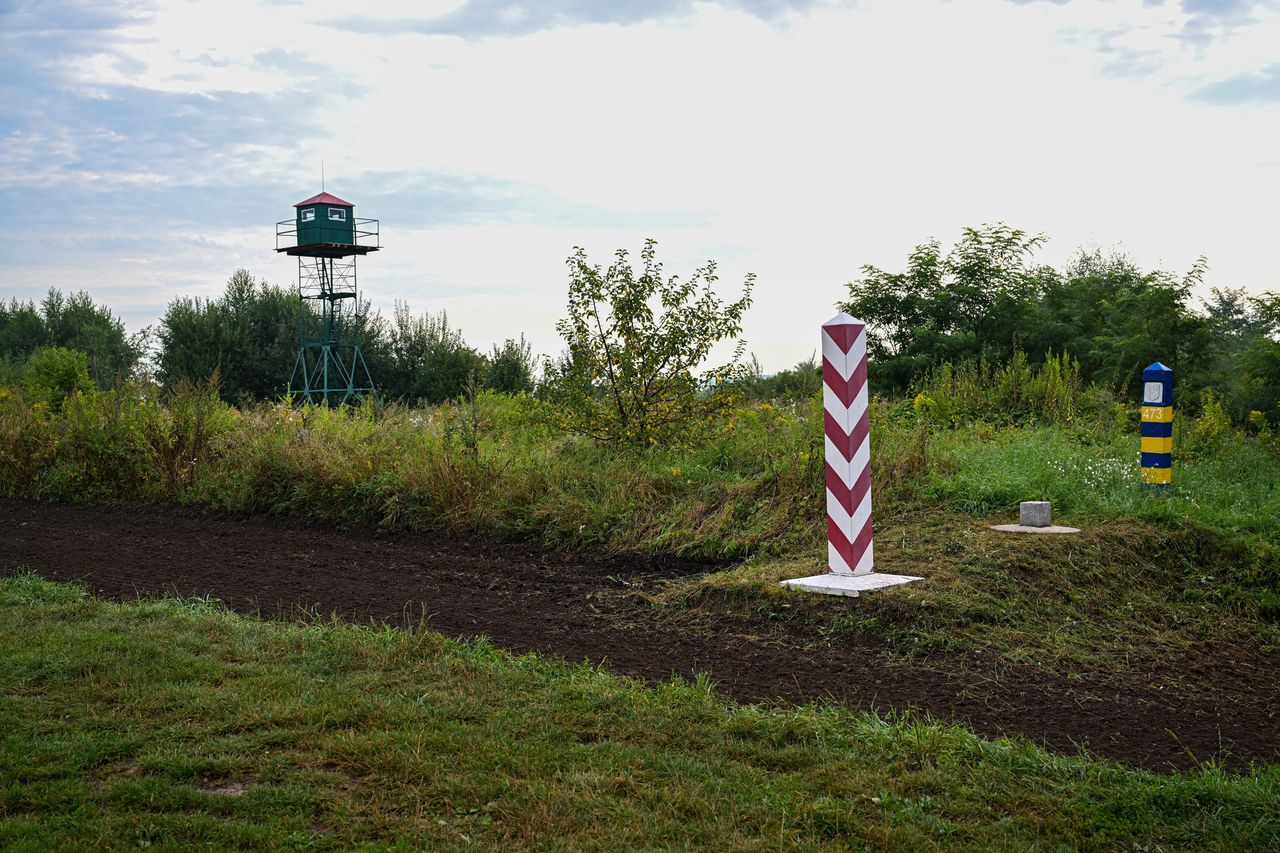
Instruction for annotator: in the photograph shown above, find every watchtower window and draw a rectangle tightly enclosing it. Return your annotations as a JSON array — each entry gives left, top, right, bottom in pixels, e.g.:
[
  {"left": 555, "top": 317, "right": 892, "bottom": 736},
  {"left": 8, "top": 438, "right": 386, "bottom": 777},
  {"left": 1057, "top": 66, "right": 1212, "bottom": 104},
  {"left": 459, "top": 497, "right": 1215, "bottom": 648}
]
[
  {"left": 301, "top": 209, "right": 316, "bottom": 222},
  {"left": 329, "top": 208, "right": 347, "bottom": 221}
]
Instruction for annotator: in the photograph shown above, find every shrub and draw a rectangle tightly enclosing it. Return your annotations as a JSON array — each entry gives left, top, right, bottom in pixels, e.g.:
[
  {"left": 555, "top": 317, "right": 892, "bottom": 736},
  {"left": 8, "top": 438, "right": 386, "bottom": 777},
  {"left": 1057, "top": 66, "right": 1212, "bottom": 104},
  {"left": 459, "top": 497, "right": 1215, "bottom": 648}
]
[
  {"left": 1183, "top": 389, "right": 1232, "bottom": 457},
  {"left": 542, "top": 240, "right": 754, "bottom": 446},
  {"left": 23, "top": 347, "right": 94, "bottom": 412},
  {"left": 1, "top": 290, "right": 139, "bottom": 386},
  {"left": 911, "top": 351, "right": 1090, "bottom": 428},
  {"left": 487, "top": 335, "right": 537, "bottom": 395}
]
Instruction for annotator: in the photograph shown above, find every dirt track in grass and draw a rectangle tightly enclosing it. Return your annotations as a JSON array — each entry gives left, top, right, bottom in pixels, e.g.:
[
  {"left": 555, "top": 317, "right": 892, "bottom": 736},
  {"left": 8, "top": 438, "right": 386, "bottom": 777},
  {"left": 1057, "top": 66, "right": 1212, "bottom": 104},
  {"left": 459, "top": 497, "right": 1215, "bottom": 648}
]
[{"left": 3, "top": 498, "right": 1277, "bottom": 773}]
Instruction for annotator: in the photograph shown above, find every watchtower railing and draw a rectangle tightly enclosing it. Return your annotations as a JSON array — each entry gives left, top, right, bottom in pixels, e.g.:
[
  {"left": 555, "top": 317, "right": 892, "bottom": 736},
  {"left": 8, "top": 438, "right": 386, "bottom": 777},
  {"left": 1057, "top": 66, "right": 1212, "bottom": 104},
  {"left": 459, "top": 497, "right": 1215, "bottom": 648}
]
[{"left": 276, "top": 218, "right": 380, "bottom": 251}]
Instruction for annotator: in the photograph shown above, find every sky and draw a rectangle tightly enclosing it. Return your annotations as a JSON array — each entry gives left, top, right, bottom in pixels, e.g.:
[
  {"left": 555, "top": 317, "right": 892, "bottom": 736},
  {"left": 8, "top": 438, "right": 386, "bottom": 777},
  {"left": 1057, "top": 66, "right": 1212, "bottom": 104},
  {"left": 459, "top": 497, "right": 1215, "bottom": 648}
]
[{"left": 1, "top": 0, "right": 1278, "bottom": 370}]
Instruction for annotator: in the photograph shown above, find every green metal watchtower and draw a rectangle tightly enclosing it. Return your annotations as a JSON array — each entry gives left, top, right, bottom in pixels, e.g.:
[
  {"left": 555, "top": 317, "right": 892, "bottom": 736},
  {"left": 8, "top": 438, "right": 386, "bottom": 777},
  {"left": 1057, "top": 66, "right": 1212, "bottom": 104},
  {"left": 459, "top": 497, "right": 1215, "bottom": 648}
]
[{"left": 276, "top": 191, "right": 380, "bottom": 406}]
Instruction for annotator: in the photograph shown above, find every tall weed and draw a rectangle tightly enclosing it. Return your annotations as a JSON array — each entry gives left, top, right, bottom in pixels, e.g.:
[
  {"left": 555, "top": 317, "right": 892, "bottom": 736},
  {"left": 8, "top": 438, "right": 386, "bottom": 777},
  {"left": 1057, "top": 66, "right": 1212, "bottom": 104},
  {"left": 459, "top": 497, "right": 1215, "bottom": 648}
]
[
  {"left": 913, "top": 351, "right": 1104, "bottom": 428},
  {"left": 1, "top": 375, "right": 1276, "bottom": 565}
]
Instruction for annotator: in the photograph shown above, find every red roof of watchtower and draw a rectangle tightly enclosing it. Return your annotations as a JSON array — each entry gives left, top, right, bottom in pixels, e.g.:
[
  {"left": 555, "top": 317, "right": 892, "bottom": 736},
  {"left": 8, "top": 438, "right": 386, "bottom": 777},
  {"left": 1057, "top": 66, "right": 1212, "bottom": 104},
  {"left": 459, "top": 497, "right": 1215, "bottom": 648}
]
[{"left": 294, "top": 191, "right": 353, "bottom": 207}]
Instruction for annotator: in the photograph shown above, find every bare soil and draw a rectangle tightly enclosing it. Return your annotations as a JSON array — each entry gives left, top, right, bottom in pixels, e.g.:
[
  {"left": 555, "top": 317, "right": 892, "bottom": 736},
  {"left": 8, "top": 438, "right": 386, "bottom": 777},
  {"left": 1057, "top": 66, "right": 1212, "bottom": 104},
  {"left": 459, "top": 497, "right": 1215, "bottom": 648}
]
[{"left": 3, "top": 498, "right": 1276, "bottom": 773}]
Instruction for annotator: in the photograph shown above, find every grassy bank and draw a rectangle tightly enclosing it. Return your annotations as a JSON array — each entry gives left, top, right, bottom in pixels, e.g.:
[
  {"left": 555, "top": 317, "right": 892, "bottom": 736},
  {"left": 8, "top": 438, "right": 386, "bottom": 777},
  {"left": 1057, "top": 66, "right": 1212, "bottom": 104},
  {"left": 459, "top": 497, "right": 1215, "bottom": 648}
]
[
  {"left": 2, "top": 383, "right": 1277, "bottom": 559},
  {"left": 4, "top": 382, "right": 1278, "bottom": 673},
  {"left": 2, "top": 574, "right": 1277, "bottom": 851},
  {"left": 662, "top": 512, "right": 1280, "bottom": 674}
]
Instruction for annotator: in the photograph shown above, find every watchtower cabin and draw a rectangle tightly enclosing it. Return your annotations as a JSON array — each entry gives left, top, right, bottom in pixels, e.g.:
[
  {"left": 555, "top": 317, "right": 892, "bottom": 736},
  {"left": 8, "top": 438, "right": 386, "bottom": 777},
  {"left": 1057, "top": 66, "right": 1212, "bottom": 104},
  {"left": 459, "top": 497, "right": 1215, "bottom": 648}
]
[
  {"left": 275, "top": 191, "right": 381, "bottom": 406},
  {"left": 280, "top": 192, "right": 378, "bottom": 258}
]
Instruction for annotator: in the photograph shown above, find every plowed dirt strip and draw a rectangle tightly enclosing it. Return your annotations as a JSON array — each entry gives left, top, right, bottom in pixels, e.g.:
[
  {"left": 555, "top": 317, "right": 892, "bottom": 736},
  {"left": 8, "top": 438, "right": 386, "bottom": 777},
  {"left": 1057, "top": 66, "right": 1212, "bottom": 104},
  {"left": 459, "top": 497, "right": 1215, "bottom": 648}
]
[{"left": 3, "top": 499, "right": 1276, "bottom": 773}]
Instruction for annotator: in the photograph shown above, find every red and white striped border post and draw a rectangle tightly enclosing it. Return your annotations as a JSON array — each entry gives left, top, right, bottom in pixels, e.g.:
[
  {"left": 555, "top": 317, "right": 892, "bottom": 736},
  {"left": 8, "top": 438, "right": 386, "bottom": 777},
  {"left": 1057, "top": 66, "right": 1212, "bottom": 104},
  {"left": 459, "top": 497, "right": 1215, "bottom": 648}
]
[
  {"left": 822, "top": 313, "right": 874, "bottom": 576},
  {"left": 779, "top": 313, "right": 922, "bottom": 597}
]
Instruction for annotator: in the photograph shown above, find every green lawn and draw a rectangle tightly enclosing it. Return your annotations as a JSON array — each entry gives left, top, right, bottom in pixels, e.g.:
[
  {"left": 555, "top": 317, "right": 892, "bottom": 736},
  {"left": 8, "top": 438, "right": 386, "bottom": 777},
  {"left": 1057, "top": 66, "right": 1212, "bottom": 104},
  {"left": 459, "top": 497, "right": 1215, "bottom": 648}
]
[
  {"left": 924, "top": 425, "right": 1280, "bottom": 544},
  {"left": 2, "top": 574, "right": 1277, "bottom": 851}
]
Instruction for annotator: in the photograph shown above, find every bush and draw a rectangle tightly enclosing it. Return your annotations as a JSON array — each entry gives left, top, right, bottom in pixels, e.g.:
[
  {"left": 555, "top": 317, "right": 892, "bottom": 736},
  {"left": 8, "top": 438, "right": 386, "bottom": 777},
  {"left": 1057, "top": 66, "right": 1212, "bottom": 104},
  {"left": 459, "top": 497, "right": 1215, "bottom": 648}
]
[
  {"left": 23, "top": 347, "right": 94, "bottom": 412},
  {"left": 734, "top": 356, "right": 822, "bottom": 403},
  {"left": 1, "top": 291, "right": 138, "bottom": 386},
  {"left": 374, "top": 303, "right": 486, "bottom": 405},
  {"left": 541, "top": 240, "right": 754, "bottom": 446},
  {"left": 156, "top": 269, "right": 298, "bottom": 402},
  {"left": 911, "top": 351, "right": 1092, "bottom": 428},
  {"left": 1183, "top": 389, "right": 1232, "bottom": 457},
  {"left": 487, "top": 335, "right": 537, "bottom": 395}
]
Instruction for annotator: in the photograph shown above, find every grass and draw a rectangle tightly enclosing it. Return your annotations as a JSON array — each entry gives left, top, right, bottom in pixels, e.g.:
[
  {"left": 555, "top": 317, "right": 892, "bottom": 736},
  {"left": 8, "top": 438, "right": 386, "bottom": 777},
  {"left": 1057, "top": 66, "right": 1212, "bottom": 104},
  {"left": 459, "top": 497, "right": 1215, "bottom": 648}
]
[
  {"left": 659, "top": 511, "right": 1280, "bottom": 675},
  {"left": 3, "top": 383, "right": 1277, "bottom": 559},
  {"left": 4, "top": 381, "right": 1278, "bottom": 674},
  {"left": 2, "top": 573, "right": 1278, "bottom": 851},
  {"left": 924, "top": 424, "right": 1280, "bottom": 544}
]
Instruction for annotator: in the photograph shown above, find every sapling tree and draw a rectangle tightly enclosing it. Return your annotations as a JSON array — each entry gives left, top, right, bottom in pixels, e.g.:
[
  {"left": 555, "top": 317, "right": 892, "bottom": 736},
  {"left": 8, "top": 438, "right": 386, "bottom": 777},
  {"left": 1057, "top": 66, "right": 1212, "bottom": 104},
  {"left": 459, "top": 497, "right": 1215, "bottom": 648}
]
[{"left": 543, "top": 240, "right": 754, "bottom": 445}]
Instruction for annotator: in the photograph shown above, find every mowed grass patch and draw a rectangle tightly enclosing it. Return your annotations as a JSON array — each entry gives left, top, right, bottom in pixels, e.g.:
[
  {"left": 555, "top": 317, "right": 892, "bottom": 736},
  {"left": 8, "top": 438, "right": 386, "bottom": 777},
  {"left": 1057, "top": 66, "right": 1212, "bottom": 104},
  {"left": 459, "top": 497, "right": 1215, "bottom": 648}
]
[
  {"left": 924, "top": 425, "right": 1280, "bottom": 545},
  {"left": 1, "top": 574, "right": 1277, "bottom": 851},
  {"left": 657, "top": 510, "right": 1280, "bottom": 676}
]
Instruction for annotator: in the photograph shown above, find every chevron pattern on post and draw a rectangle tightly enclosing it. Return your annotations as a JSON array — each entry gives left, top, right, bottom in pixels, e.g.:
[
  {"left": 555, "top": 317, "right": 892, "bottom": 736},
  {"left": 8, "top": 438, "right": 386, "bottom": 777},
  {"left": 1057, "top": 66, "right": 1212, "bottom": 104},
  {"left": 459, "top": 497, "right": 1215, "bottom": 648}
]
[{"left": 822, "top": 313, "right": 874, "bottom": 576}]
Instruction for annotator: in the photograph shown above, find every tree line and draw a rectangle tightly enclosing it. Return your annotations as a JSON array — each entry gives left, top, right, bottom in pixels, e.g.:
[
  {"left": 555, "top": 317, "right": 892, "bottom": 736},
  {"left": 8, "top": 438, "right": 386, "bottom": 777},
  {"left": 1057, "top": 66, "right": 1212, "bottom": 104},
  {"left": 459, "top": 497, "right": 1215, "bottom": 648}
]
[
  {"left": 3, "top": 226, "right": 1278, "bottom": 427},
  {"left": 157, "top": 269, "right": 538, "bottom": 404},
  {"left": 0, "top": 269, "right": 536, "bottom": 406},
  {"left": 840, "top": 225, "right": 1280, "bottom": 424}
]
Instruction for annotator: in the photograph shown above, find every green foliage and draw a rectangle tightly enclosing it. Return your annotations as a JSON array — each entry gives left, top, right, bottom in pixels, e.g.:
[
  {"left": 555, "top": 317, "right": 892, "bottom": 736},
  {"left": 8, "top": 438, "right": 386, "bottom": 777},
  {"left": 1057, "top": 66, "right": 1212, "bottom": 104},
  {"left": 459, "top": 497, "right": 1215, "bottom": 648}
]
[
  {"left": 735, "top": 355, "right": 822, "bottom": 403},
  {"left": 841, "top": 225, "right": 1280, "bottom": 423},
  {"left": 156, "top": 269, "right": 297, "bottom": 403},
  {"left": 1232, "top": 336, "right": 1280, "bottom": 427},
  {"left": 1031, "top": 250, "right": 1211, "bottom": 399},
  {"left": 842, "top": 224, "right": 1047, "bottom": 391},
  {"left": 1183, "top": 389, "right": 1233, "bottom": 457},
  {"left": 4, "top": 367, "right": 1278, "bottom": 570},
  {"left": 21, "top": 347, "right": 94, "bottom": 412},
  {"left": 487, "top": 335, "right": 537, "bottom": 395},
  {"left": 371, "top": 302, "right": 486, "bottom": 405},
  {"left": 909, "top": 351, "right": 1110, "bottom": 428},
  {"left": 0, "top": 373, "right": 231, "bottom": 503},
  {"left": 542, "top": 240, "right": 754, "bottom": 445},
  {"left": 155, "top": 273, "right": 514, "bottom": 406},
  {"left": 0, "top": 290, "right": 139, "bottom": 386}
]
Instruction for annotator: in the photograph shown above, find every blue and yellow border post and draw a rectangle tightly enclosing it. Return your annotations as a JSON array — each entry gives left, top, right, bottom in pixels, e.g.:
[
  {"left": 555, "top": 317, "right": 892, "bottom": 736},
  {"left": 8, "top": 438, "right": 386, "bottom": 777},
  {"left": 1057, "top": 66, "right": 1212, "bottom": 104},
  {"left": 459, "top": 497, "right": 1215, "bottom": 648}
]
[{"left": 1140, "top": 362, "right": 1173, "bottom": 488}]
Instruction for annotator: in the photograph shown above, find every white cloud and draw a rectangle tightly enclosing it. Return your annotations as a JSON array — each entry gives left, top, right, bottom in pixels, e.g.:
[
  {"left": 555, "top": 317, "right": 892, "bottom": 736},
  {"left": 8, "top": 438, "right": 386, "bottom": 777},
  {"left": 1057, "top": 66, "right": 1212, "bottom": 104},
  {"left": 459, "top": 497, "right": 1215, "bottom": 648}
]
[{"left": 2, "top": 0, "right": 1278, "bottom": 371}]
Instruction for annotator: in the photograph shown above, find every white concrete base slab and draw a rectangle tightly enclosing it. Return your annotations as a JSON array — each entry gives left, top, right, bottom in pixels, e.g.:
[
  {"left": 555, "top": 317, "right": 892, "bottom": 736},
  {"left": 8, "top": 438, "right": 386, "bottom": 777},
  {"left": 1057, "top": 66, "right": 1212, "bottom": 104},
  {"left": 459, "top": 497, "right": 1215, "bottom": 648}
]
[
  {"left": 779, "top": 572, "right": 923, "bottom": 597},
  {"left": 990, "top": 524, "right": 1081, "bottom": 535}
]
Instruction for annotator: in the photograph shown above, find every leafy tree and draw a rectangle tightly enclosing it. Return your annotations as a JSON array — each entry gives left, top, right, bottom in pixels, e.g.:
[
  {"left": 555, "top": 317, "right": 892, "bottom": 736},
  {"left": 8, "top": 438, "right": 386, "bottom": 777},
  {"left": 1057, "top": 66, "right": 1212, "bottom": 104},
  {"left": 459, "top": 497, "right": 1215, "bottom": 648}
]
[
  {"left": 156, "top": 269, "right": 296, "bottom": 402},
  {"left": 1234, "top": 337, "right": 1280, "bottom": 426},
  {"left": 154, "top": 270, "right": 498, "bottom": 407},
  {"left": 22, "top": 347, "right": 94, "bottom": 412},
  {"left": 839, "top": 226, "right": 1239, "bottom": 406},
  {"left": 1030, "top": 250, "right": 1213, "bottom": 399},
  {"left": 0, "top": 290, "right": 138, "bottom": 385},
  {"left": 487, "top": 335, "right": 537, "bottom": 395},
  {"left": 374, "top": 302, "right": 485, "bottom": 405},
  {"left": 841, "top": 224, "right": 1048, "bottom": 391},
  {"left": 542, "top": 240, "right": 753, "bottom": 445},
  {"left": 0, "top": 299, "right": 46, "bottom": 359}
]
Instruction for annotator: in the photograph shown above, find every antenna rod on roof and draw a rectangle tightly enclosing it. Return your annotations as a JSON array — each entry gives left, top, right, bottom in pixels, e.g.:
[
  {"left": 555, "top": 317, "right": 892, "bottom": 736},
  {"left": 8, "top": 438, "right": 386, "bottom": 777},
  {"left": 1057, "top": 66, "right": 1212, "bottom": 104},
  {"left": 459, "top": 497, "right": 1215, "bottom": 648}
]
[{"left": 321, "top": 160, "right": 325, "bottom": 192}]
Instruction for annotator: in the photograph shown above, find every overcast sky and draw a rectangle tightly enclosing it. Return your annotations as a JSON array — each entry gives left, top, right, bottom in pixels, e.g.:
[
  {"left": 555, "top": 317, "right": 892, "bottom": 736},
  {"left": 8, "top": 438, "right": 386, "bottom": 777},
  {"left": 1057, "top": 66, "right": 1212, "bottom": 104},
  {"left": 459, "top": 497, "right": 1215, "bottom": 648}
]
[{"left": 2, "top": 0, "right": 1277, "bottom": 370}]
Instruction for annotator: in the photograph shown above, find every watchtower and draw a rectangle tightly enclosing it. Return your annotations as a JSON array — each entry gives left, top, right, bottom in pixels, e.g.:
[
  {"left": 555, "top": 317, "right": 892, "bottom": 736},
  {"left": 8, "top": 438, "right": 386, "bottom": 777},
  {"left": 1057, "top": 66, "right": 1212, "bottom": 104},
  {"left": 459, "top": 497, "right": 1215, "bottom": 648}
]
[{"left": 275, "top": 191, "right": 380, "bottom": 406}]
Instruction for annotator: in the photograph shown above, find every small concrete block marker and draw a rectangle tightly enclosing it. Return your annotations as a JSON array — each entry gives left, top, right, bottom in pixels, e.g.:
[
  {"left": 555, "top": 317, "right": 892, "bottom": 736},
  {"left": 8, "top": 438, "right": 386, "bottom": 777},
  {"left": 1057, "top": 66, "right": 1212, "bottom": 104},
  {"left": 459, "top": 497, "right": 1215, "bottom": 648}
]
[
  {"left": 991, "top": 500, "right": 1080, "bottom": 535},
  {"left": 780, "top": 314, "right": 923, "bottom": 598},
  {"left": 1020, "top": 501, "right": 1053, "bottom": 527}
]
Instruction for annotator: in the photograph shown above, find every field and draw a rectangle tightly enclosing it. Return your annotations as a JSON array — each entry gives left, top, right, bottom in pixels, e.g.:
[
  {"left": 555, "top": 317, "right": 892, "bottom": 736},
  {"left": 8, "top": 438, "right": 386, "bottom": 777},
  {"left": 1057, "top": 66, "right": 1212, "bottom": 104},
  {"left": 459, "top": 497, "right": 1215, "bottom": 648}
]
[{"left": 2, "top": 386, "right": 1279, "bottom": 848}]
